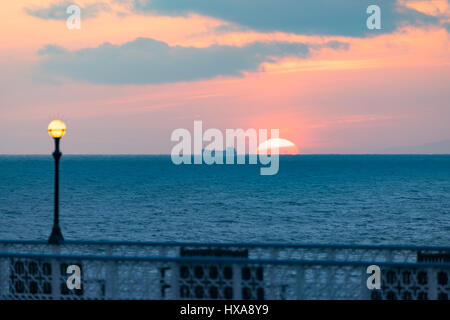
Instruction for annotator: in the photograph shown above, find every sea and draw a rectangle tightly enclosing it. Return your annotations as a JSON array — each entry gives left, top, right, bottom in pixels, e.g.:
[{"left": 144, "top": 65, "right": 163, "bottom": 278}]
[{"left": 0, "top": 155, "right": 449, "bottom": 245}]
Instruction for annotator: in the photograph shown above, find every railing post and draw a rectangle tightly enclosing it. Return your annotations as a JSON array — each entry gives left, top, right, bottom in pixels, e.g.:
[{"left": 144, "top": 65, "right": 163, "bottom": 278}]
[
  {"left": 0, "top": 244, "right": 7, "bottom": 299},
  {"left": 232, "top": 264, "right": 241, "bottom": 300},
  {"left": 105, "top": 261, "right": 118, "bottom": 299},
  {"left": 0, "top": 258, "right": 6, "bottom": 299},
  {"left": 326, "top": 251, "right": 336, "bottom": 299},
  {"left": 143, "top": 263, "right": 151, "bottom": 299},
  {"left": 51, "top": 258, "right": 60, "bottom": 300},
  {"left": 105, "top": 245, "right": 118, "bottom": 299},
  {"left": 295, "top": 266, "right": 305, "bottom": 299},
  {"left": 428, "top": 268, "right": 437, "bottom": 300},
  {"left": 360, "top": 267, "right": 370, "bottom": 300},
  {"left": 268, "top": 249, "right": 279, "bottom": 299},
  {"left": 50, "top": 246, "right": 61, "bottom": 300},
  {"left": 170, "top": 262, "right": 179, "bottom": 299}
]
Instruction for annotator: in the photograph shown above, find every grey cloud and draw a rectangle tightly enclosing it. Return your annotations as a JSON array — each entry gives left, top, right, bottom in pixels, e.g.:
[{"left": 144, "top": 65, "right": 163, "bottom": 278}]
[
  {"left": 322, "top": 40, "right": 349, "bottom": 50},
  {"left": 25, "top": 1, "right": 110, "bottom": 20},
  {"left": 129, "top": 0, "right": 441, "bottom": 37},
  {"left": 444, "top": 23, "right": 450, "bottom": 32},
  {"left": 36, "top": 37, "right": 348, "bottom": 85},
  {"left": 38, "top": 45, "right": 68, "bottom": 55}
]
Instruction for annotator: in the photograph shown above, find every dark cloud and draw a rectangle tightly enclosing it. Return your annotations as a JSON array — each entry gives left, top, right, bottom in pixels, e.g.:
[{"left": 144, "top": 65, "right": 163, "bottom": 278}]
[
  {"left": 26, "top": 1, "right": 445, "bottom": 36},
  {"left": 35, "top": 37, "right": 348, "bottom": 84},
  {"left": 25, "top": 1, "right": 110, "bottom": 20},
  {"left": 129, "top": 0, "right": 440, "bottom": 37}
]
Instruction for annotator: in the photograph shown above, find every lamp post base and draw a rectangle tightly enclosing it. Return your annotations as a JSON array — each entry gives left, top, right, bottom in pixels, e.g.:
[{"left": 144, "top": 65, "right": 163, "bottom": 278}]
[{"left": 48, "top": 226, "right": 64, "bottom": 245}]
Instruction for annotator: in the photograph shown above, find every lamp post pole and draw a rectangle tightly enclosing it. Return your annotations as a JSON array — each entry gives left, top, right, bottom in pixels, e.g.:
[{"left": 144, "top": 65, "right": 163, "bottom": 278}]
[{"left": 48, "top": 120, "right": 66, "bottom": 244}]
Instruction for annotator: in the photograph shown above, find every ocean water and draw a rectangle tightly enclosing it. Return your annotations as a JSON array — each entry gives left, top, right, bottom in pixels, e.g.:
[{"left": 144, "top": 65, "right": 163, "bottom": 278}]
[{"left": 0, "top": 155, "right": 449, "bottom": 245}]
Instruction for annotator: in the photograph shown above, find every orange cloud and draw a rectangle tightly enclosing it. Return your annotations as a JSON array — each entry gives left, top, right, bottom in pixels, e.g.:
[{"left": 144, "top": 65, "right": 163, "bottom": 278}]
[{"left": 399, "top": 0, "right": 449, "bottom": 16}]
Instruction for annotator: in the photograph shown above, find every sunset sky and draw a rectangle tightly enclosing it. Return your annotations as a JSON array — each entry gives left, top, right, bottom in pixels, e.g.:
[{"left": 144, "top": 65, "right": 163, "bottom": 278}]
[{"left": 0, "top": 0, "right": 449, "bottom": 154}]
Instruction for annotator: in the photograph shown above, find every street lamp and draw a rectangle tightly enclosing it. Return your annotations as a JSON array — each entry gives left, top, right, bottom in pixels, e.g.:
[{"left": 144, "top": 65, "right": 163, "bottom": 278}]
[{"left": 48, "top": 120, "right": 66, "bottom": 244}]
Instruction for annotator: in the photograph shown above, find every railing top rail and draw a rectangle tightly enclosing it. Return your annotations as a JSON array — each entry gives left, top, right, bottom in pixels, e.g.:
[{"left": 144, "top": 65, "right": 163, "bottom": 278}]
[
  {"left": 0, "top": 239, "right": 449, "bottom": 251},
  {"left": 1, "top": 251, "right": 450, "bottom": 268}
]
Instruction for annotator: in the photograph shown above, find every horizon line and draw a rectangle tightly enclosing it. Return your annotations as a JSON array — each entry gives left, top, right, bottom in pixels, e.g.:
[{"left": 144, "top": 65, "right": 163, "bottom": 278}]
[{"left": 1, "top": 153, "right": 450, "bottom": 156}]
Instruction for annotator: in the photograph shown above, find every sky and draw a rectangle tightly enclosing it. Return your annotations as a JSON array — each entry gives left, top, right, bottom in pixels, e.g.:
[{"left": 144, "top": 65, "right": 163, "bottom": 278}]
[{"left": 0, "top": 0, "right": 449, "bottom": 154}]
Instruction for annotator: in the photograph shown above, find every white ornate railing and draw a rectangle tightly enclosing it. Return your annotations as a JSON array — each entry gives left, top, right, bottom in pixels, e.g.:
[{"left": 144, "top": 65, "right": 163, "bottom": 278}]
[{"left": 0, "top": 241, "right": 449, "bottom": 300}]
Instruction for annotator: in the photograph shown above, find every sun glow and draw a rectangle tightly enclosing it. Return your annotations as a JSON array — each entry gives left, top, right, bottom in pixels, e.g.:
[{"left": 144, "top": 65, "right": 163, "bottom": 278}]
[{"left": 258, "top": 138, "right": 297, "bottom": 154}]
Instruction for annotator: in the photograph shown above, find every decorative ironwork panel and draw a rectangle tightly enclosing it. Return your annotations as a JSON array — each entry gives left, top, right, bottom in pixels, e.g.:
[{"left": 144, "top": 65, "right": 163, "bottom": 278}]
[{"left": 0, "top": 241, "right": 449, "bottom": 300}]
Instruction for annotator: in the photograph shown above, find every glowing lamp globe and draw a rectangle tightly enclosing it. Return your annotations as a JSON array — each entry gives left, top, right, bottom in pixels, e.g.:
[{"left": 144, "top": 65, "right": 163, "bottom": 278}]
[{"left": 48, "top": 120, "right": 66, "bottom": 138}]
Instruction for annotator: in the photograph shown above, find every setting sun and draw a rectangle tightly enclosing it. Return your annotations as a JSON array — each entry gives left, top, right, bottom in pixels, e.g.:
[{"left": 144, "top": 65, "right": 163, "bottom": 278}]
[{"left": 258, "top": 138, "right": 298, "bottom": 154}]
